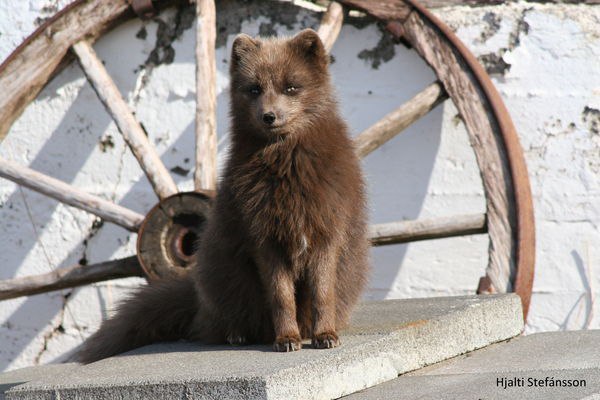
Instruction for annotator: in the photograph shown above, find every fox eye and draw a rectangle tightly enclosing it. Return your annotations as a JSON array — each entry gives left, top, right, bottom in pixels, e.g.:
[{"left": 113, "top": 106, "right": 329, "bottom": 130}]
[
  {"left": 248, "top": 85, "right": 261, "bottom": 95},
  {"left": 285, "top": 85, "right": 299, "bottom": 94}
]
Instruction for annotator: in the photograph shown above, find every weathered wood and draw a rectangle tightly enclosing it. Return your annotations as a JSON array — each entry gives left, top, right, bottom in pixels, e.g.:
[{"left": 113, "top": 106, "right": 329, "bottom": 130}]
[
  {"left": 369, "top": 213, "right": 487, "bottom": 246},
  {"left": 72, "top": 40, "right": 178, "bottom": 200},
  {"left": 317, "top": 2, "right": 344, "bottom": 53},
  {"left": 194, "top": 0, "right": 218, "bottom": 191},
  {"left": 0, "top": 0, "right": 536, "bottom": 313},
  {"left": 415, "top": 0, "right": 503, "bottom": 7},
  {"left": 137, "top": 191, "right": 213, "bottom": 279},
  {"left": 400, "top": 10, "right": 518, "bottom": 295},
  {"left": 401, "top": 1, "right": 535, "bottom": 318},
  {"left": 0, "top": 157, "right": 144, "bottom": 231},
  {"left": 0, "top": 256, "right": 144, "bottom": 300},
  {"left": 339, "top": 0, "right": 598, "bottom": 11},
  {"left": 131, "top": 0, "right": 156, "bottom": 18},
  {"left": 354, "top": 81, "right": 447, "bottom": 158},
  {"left": 419, "top": 0, "right": 599, "bottom": 7},
  {"left": 0, "top": 0, "right": 183, "bottom": 144},
  {"left": 0, "top": 0, "right": 129, "bottom": 143},
  {"left": 337, "top": 0, "right": 411, "bottom": 21}
]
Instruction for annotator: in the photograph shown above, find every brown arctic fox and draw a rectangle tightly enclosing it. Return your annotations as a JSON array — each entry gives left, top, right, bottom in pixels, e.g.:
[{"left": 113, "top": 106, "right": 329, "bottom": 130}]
[{"left": 76, "top": 29, "right": 369, "bottom": 363}]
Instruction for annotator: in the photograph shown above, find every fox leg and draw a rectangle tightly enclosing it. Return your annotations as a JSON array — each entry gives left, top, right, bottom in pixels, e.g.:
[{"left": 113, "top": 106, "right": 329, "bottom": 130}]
[
  {"left": 257, "top": 255, "right": 302, "bottom": 352},
  {"left": 308, "top": 249, "right": 340, "bottom": 349}
]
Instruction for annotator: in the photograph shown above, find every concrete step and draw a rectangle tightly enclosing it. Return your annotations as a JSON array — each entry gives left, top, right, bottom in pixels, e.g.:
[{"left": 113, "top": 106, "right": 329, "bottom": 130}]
[
  {"left": 1, "top": 294, "right": 523, "bottom": 400},
  {"left": 346, "top": 330, "right": 600, "bottom": 400}
]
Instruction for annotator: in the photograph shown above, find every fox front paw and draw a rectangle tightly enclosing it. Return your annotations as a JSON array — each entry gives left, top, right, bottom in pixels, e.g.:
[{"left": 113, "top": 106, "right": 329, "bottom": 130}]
[
  {"left": 311, "top": 331, "right": 340, "bottom": 349},
  {"left": 273, "top": 335, "right": 302, "bottom": 352}
]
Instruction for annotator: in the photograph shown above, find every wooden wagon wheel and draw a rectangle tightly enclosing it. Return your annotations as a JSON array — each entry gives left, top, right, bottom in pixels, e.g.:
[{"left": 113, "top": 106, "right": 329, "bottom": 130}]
[{"left": 0, "top": 0, "right": 535, "bottom": 318}]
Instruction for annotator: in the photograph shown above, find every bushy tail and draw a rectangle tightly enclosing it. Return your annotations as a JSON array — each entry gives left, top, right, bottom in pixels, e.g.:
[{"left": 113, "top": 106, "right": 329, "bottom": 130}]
[{"left": 75, "top": 276, "right": 198, "bottom": 364}]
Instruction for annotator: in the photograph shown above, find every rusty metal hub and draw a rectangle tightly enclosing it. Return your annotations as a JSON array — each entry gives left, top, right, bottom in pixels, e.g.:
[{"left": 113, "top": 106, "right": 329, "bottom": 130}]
[{"left": 136, "top": 191, "right": 213, "bottom": 280}]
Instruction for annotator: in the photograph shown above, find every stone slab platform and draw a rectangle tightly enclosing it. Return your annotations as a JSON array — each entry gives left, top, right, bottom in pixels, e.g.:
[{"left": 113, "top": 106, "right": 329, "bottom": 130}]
[
  {"left": 347, "top": 330, "right": 600, "bottom": 400},
  {"left": 1, "top": 294, "right": 523, "bottom": 400}
]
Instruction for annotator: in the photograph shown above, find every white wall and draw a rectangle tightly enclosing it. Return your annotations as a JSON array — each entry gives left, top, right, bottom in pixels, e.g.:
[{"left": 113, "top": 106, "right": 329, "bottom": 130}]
[{"left": 0, "top": 0, "right": 598, "bottom": 371}]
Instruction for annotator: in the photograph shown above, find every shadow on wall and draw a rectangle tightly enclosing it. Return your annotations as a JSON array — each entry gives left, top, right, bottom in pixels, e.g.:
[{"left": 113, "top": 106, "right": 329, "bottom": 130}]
[
  {"left": 562, "top": 250, "right": 594, "bottom": 330},
  {"left": 0, "top": 13, "right": 204, "bottom": 370},
  {"left": 330, "top": 25, "right": 442, "bottom": 300},
  {"left": 0, "top": 101, "right": 229, "bottom": 372},
  {"left": 364, "top": 109, "right": 443, "bottom": 300},
  {"left": 0, "top": 63, "right": 117, "bottom": 371},
  {"left": 0, "top": 2, "right": 443, "bottom": 370}
]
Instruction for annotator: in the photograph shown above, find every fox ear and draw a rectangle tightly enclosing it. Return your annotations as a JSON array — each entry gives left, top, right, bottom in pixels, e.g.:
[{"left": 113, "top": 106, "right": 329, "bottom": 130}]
[
  {"left": 289, "top": 29, "right": 328, "bottom": 68},
  {"left": 231, "top": 33, "right": 259, "bottom": 69}
]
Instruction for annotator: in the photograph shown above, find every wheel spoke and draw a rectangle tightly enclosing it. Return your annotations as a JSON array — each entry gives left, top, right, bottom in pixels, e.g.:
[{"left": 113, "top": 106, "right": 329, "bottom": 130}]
[
  {"left": 369, "top": 213, "right": 486, "bottom": 246},
  {"left": 0, "top": 256, "right": 143, "bottom": 300},
  {"left": 194, "top": 0, "right": 217, "bottom": 191},
  {"left": 354, "top": 81, "right": 447, "bottom": 158},
  {"left": 0, "top": 157, "right": 144, "bottom": 231},
  {"left": 72, "top": 40, "right": 178, "bottom": 200},
  {"left": 317, "top": 2, "right": 344, "bottom": 53}
]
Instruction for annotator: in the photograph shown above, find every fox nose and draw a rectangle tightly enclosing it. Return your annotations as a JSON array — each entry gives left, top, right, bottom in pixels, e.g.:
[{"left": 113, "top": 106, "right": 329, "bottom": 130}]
[{"left": 262, "top": 112, "right": 276, "bottom": 125}]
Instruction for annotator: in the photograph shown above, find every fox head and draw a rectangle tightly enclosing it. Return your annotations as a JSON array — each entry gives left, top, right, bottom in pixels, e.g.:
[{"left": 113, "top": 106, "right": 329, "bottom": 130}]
[{"left": 229, "top": 29, "right": 334, "bottom": 139}]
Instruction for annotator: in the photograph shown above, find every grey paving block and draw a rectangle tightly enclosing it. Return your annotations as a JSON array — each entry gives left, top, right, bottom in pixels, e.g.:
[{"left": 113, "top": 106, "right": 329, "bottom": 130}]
[
  {"left": 414, "top": 330, "right": 600, "bottom": 375},
  {"left": 347, "top": 330, "right": 600, "bottom": 400},
  {"left": 3, "top": 294, "right": 523, "bottom": 400},
  {"left": 0, "top": 364, "right": 78, "bottom": 400},
  {"left": 347, "top": 368, "right": 600, "bottom": 400}
]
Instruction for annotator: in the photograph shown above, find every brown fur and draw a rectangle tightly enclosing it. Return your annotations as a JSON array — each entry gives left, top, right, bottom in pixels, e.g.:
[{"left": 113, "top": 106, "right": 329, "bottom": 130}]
[{"left": 76, "top": 29, "right": 369, "bottom": 363}]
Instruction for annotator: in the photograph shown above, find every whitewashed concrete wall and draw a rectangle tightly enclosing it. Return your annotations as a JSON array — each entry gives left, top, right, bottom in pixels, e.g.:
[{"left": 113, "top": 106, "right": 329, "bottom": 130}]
[{"left": 0, "top": 0, "right": 598, "bottom": 371}]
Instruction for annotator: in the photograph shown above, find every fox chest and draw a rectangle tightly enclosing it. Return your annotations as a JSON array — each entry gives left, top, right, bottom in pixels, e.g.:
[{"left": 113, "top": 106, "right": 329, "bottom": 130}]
[{"left": 233, "top": 161, "right": 334, "bottom": 255}]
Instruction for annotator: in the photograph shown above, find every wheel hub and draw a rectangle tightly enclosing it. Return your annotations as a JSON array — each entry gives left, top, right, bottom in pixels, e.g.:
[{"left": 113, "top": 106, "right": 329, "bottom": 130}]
[{"left": 136, "top": 191, "right": 214, "bottom": 280}]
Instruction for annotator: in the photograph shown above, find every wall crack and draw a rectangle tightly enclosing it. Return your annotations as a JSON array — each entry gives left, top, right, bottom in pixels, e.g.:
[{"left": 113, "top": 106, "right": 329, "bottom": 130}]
[{"left": 33, "top": 291, "right": 71, "bottom": 365}]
